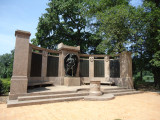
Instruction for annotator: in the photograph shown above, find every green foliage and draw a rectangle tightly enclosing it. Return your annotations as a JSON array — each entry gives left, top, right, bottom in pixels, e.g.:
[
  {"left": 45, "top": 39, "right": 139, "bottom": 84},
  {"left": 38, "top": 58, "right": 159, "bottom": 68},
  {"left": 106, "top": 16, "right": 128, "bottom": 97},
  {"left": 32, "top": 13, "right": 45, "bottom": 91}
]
[
  {"left": 85, "top": 0, "right": 131, "bottom": 54},
  {"left": 0, "top": 50, "right": 14, "bottom": 78},
  {"left": 33, "top": 0, "right": 101, "bottom": 53},
  {"left": 0, "top": 78, "right": 10, "bottom": 95},
  {"left": 0, "top": 79, "right": 3, "bottom": 95},
  {"left": 150, "top": 51, "right": 160, "bottom": 67}
]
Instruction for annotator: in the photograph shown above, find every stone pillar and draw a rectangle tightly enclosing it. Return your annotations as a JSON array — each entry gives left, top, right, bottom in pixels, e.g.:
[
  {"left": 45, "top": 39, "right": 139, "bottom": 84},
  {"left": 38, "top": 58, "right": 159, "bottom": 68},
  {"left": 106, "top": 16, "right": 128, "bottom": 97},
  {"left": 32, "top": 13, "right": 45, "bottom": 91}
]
[
  {"left": 9, "top": 30, "right": 31, "bottom": 100},
  {"left": 104, "top": 56, "right": 110, "bottom": 81},
  {"left": 58, "top": 52, "right": 64, "bottom": 85},
  {"left": 41, "top": 51, "right": 48, "bottom": 82},
  {"left": 120, "top": 51, "right": 133, "bottom": 89},
  {"left": 89, "top": 56, "right": 94, "bottom": 78},
  {"left": 27, "top": 46, "right": 32, "bottom": 77}
]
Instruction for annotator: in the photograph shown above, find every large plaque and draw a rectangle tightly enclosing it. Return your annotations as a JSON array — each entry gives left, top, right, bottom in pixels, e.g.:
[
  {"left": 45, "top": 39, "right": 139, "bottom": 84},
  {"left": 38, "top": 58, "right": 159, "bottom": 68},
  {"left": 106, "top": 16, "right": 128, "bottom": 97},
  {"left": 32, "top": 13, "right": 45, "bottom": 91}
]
[
  {"left": 110, "top": 59, "right": 120, "bottom": 78},
  {"left": 47, "top": 56, "right": 59, "bottom": 77},
  {"left": 80, "top": 59, "right": 89, "bottom": 77},
  {"left": 30, "top": 53, "right": 42, "bottom": 77},
  {"left": 94, "top": 60, "right": 104, "bottom": 77}
]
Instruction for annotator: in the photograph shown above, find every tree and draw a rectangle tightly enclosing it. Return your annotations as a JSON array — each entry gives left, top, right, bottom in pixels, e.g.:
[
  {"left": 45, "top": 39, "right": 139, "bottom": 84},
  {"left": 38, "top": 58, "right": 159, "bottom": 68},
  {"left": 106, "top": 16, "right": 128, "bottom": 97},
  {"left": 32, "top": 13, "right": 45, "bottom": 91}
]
[
  {"left": 0, "top": 50, "right": 14, "bottom": 78},
  {"left": 85, "top": 0, "right": 132, "bottom": 54},
  {"left": 0, "top": 79, "right": 3, "bottom": 95},
  {"left": 142, "top": 1, "right": 160, "bottom": 86},
  {"left": 86, "top": 0, "right": 160, "bottom": 87},
  {"left": 33, "top": 0, "right": 101, "bottom": 53}
]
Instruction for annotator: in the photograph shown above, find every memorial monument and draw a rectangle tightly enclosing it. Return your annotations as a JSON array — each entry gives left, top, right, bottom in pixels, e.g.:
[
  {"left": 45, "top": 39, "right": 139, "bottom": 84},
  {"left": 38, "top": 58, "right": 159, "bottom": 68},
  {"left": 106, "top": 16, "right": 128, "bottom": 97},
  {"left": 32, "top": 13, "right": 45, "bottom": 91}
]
[{"left": 7, "top": 30, "right": 135, "bottom": 107}]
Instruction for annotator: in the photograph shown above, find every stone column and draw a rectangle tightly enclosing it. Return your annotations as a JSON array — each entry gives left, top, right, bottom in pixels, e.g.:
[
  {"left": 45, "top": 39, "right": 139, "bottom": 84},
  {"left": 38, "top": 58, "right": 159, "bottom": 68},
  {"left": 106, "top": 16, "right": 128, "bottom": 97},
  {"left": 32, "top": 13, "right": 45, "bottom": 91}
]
[
  {"left": 120, "top": 51, "right": 133, "bottom": 89},
  {"left": 89, "top": 56, "right": 94, "bottom": 78},
  {"left": 41, "top": 51, "right": 48, "bottom": 82},
  {"left": 9, "top": 30, "right": 31, "bottom": 100},
  {"left": 58, "top": 52, "right": 64, "bottom": 85},
  {"left": 104, "top": 56, "right": 110, "bottom": 81},
  {"left": 27, "top": 46, "right": 32, "bottom": 77}
]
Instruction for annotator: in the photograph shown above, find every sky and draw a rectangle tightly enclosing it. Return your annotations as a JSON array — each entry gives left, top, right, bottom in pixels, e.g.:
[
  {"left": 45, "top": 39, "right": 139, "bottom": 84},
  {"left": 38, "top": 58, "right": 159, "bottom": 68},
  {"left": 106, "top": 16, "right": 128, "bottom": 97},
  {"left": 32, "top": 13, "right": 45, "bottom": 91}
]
[{"left": 0, "top": 0, "right": 143, "bottom": 55}]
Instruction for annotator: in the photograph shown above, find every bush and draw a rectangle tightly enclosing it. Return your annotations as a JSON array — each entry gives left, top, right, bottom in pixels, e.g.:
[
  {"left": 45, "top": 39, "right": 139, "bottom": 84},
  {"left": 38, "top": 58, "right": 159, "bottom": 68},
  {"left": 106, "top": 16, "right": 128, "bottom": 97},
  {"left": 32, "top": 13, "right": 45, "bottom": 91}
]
[
  {"left": 0, "top": 79, "right": 3, "bottom": 95},
  {"left": 0, "top": 78, "right": 11, "bottom": 95}
]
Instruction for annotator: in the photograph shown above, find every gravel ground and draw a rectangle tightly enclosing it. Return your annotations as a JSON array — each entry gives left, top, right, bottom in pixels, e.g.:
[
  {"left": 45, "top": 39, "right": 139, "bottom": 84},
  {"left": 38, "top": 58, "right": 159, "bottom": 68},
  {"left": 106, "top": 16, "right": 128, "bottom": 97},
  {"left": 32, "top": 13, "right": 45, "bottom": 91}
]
[
  {"left": 0, "top": 92, "right": 160, "bottom": 120},
  {"left": 0, "top": 96, "right": 8, "bottom": 104}
]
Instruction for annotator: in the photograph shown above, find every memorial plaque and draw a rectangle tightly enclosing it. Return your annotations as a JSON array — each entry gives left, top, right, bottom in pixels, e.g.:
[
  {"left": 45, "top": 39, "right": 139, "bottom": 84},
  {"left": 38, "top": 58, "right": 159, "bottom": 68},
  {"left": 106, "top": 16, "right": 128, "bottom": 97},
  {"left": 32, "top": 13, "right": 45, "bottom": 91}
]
[
  {"left": 110, "top": 59, "right": 120, "bottom": 78},
  {"left": 47, "top": 56, "right": 59, "bottom": 77},
  {"left": 80, "top": 59, "right": 89, "bottom": 77},
  {"left": 94, "top": 60, "right": 104, "bottom": 77},
  {"left": 30, "top": 53, "right": 42, "bottom": 77}
]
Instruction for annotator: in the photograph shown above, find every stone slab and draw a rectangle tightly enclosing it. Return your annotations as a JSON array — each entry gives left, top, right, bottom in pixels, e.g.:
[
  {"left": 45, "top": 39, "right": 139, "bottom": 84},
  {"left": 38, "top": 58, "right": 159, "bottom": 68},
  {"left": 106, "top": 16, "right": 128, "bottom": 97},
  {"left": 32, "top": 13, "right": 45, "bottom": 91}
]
[
  {"left": 7, "top": 96, "right": 84, "bottom": 108},
  {"left": 18, "top": 92, "right": 88, "bottom": 101},
  {"left": 64, "top": 77, "right": 80, "bottom": 86},
  {"left": 84, "top": 94, "right": 115, "bottom": 101}
]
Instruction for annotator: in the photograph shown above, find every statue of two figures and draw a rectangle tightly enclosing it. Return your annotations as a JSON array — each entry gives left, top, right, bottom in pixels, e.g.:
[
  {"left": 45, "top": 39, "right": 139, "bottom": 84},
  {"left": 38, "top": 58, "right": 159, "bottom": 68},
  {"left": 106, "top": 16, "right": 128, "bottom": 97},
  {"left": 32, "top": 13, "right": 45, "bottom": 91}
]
[{"left": 64, "top": 53, "right": 78, "bottom": 77}]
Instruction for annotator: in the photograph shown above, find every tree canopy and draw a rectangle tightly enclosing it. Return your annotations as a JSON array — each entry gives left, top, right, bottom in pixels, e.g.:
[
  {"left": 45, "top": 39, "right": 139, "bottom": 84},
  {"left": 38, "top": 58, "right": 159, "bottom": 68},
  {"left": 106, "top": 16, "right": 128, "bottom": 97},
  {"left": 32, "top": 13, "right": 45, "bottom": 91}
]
[{"left": 33, "top": 0, "right": 102, "bottom": 53}]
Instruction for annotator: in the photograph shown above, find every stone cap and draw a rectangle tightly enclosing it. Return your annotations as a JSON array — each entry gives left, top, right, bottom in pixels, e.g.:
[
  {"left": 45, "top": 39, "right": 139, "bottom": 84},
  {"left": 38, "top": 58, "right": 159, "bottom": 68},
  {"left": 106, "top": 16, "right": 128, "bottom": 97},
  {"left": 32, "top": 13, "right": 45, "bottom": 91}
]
[
  {"left": 57, "top": 43, "right": 80, "bottom": 52},
  {"left": 15, "top": 30, "right": 31, "bottom": 37}
]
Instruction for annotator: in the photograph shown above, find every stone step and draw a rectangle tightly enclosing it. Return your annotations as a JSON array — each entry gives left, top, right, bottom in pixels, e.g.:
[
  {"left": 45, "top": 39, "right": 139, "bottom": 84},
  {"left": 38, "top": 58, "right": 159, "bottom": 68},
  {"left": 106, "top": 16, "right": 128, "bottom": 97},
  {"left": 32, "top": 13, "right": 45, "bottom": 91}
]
[
  {"left": 22, "top": 90, "right": 77, "bottom": 97},
  {"left": 7, "top": 90, "right": 143, "bottom": 107},
  {"left": 7, "top": 96, "right": 84, "bottom": 108},
  {"left": 102, "top": 89, "right": 135, "bottom": 94},
  {"left": 113, "top": 91, "right": 143, "bottom": 96},
  {"left": 101, "top": 87, "right": 128, "bottom": 91},
  {"left": 18, "top": 92, "right": 89, "bottom": 101}
]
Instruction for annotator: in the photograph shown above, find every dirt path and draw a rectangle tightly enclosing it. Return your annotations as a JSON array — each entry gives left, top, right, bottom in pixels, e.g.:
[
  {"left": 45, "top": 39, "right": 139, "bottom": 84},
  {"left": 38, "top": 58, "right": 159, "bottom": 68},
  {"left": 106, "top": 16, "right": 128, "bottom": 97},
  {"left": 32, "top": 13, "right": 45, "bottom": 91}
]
[
  {"left": 0, "top": 96, "right": 8, "bottom": 104},
  {"left": 0, "top": 92, "right": 160, "bottom": 120}
]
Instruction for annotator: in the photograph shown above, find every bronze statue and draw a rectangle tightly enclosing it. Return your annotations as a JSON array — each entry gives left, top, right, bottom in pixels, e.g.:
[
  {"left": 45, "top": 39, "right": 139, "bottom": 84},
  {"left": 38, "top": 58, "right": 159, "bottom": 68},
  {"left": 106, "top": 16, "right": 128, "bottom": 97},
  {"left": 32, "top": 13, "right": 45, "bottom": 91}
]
[{"left": 64, "top": 53, "right": 78, "bottom": 76}]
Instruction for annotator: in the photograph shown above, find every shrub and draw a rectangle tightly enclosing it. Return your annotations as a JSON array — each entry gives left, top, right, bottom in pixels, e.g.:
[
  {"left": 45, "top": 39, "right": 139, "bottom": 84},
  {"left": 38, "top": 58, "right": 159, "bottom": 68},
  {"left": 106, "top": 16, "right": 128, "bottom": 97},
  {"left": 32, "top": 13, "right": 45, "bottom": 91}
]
[
  {"left": 0, "top": 78, "right": 11, "bottom": 95},
  {"left": 0, "top": 79, "right": 3, "bottom": 95}
]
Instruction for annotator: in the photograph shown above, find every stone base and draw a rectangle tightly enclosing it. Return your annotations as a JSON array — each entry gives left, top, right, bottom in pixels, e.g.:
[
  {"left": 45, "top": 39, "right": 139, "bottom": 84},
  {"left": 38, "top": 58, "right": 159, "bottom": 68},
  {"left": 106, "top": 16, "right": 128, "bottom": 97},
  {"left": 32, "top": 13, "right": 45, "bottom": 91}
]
[
  {"left": 84, "top": 94, "right": 114, "bottom": 101},
  {"left": 64, "top": 77, "right": 80, "bottom": 86},
  {"left": 89, "top": 91, "right": 102, "bottom": 96},
  {"left": 117, "top": 77, "right": 134, "bottom": 89},
  {"left": 9, "top": 76, "right": 28, "bottom": 100}
]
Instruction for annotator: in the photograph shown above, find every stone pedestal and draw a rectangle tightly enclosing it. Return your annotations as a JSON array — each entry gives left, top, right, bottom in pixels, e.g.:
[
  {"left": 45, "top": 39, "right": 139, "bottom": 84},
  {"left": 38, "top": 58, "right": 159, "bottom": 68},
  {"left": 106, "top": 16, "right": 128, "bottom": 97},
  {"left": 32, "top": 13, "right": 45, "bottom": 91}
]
[
  {"left": 84, "top": 80, "right": 115, "bottom": 101},
  {"left": 89, "top": 80, "right": 102, "bottom": 96},
  {"left": 64, "top": 77, "right": 80, "bottom": 86}
]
